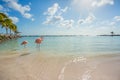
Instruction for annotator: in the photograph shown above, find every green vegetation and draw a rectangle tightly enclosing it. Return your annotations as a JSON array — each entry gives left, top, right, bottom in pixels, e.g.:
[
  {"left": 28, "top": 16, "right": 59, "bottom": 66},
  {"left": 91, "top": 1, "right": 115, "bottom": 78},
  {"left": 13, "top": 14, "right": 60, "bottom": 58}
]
[
  {"left": 0, "top": 12, "right": 18, "bottom": 34},
  {"left": 0, "top": 12, "right": 20, "bottom": 43}
]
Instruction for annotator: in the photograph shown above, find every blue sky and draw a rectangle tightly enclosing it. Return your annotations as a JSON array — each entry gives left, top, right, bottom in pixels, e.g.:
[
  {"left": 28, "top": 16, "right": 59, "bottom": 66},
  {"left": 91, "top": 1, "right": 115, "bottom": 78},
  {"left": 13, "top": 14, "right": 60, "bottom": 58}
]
[{"left": 0, "top": 0, "right": 120, "bottom": 35}]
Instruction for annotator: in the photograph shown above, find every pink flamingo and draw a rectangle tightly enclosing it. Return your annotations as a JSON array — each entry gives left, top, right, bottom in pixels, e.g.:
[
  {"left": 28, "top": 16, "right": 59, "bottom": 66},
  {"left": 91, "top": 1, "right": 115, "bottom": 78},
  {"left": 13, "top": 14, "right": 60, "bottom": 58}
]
[
  {"left": 21, "top": 40, "right": 28, "bottom": 47},
  {"left": 35, "top": 37, "right": 43, "bottom": 48}
]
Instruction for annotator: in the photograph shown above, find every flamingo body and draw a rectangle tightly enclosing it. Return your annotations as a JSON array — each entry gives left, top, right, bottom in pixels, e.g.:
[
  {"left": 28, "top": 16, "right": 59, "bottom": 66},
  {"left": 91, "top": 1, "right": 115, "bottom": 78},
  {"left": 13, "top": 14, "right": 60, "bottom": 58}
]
[
  {"left": 35, "top": 38, "right": 43, "bottom": 44},
  {"left": 21, "top": 41, "right": 28, "bottom": 45}
]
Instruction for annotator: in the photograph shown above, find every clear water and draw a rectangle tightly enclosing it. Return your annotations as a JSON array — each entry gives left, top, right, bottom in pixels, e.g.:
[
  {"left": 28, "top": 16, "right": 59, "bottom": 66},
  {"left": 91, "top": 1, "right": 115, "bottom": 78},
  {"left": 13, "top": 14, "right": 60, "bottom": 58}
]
[{"left": 0, "top": 36, "right": 120, "bottom": 56}]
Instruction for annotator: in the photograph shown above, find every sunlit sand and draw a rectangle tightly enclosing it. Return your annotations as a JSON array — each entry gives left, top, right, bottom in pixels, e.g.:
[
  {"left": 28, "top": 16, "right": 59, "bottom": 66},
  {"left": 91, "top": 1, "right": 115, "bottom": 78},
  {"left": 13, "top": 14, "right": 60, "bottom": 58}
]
[{"left": 0, "top": 53, "right": 120, "bottom": 80}]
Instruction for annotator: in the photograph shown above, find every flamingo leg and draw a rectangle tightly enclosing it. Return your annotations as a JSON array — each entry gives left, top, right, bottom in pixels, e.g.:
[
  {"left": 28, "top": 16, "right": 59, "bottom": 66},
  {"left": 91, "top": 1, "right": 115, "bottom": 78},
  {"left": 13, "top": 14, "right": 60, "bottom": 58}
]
[
  {"left": 24, "top": 44, "right": 25, "bottom": 48},
  {"left": 24, "top": 44, "right": 27, "bottom": 48},
  {"left": 36, "top": 44, "right": 40, "bottom": 51},
  {"left": 38, "top": 44, "right": 40, "bottom": 51}
]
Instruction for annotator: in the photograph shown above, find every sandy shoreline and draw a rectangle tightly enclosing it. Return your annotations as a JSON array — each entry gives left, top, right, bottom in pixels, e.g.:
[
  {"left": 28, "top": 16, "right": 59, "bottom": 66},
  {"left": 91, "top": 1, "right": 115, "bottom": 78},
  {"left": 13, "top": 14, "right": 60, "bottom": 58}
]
[{"left": 0, "top": 53, "right": 120, "bottom": 80}]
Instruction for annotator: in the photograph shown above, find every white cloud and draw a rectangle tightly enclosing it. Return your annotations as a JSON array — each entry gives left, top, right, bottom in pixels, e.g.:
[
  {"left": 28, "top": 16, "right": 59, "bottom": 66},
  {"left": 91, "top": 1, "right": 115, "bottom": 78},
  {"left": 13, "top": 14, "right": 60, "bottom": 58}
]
[
  {"left": 109, "top": 21, "right": 116, "bottom": 26},
  {"left": 43, "top": 3, "right": 68, "bottom": 25},
  {"left": 59, "top": 19, "right": 74, "bottom": 28},
  {"left": 92, "top": 0, "right": 114, "bottom": 7},
  {"left": 43, "top": 17, "right": 52, "bottom": 24},
  {"left": 23, "top": 13, "right": 32, "bottom": 19},
  {"left": 58, "top": 7, "right": 68, "bottom": 15},
  {"left": 44, "top": 3, "right": 68, "bottom": 16},
  {"left": 78, "top": 13, "right": 96, "bottom": 24},
  {"left": 78, "top": 19, "right": 84, "bottom": 24},
  {"left": 61, "top": 7, "right": 68, "bottom": 13},
  {"left": 3, "top": 0, "right": 33, "bottom": 19},
  {"left": 0, "top": 5, "right": 3, "bottom": 10},
  {"left": 114, "top": 16, "right": 120, "bottom": 21},
  {"left": 72, "top": 0, "right": 114, "bottom": 11},
  {"left": 9, "top": 16, "right": 19, "bottom": 23},
  {"left": 53, "top": 16, "right": 64, "bottom": 21},
  {"left": 85, "top": 13, "right": 96, "bottom": 23},
  {"left": 44, "top": 3, "right": 59, "bottom": 16},
  {"left": 43, "top": 15, "right": 64, "bottom": 24},
  {"left": 72, "top": 0, "right": 92, "bottom": 8}
]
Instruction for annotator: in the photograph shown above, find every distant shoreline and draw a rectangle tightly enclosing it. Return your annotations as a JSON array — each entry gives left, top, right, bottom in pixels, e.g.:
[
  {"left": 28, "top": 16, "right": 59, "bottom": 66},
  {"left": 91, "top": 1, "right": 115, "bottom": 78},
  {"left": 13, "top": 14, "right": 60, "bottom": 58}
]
[
  {"left": 21, "top": 35, "right": 83, "bottom": 37},
  {"left": 98, "top": 35, "right": 120, "bottom": 36},
  {"left": 21, "top": 35, "right": 120, "bottom": 37}
]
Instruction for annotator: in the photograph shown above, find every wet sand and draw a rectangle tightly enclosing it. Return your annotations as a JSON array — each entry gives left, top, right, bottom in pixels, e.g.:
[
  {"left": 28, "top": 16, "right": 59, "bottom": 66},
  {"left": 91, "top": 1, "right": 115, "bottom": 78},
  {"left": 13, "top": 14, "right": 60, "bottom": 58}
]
[{"left": 0, "top": 53, "right": 120, "bottom": 80}]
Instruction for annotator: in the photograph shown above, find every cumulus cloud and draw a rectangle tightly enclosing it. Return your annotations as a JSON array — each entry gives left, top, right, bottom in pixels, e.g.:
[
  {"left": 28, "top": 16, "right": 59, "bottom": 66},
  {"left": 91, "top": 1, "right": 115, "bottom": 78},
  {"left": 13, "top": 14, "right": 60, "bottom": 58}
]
[
  {"left": 43, "top": 3, "right": 68, "bottom": 25},
  {"left": 54, "top": 16, "right": 64, "bottom": 21},
  {"left": 72, "top": 0, "right": 114, "bottom": 11},
  {"left": 43, "top": 15, "right": 64, "bottom": 24},
  {"left": 114, "top": 16, "right": 120, "bottom": 21},
  {"left": 77, "top": 19, "right": 84, "bottom": 24},
  {"left": 58, "top": 6, "right": 68, "bottom": 15},
  {"left": 85, "top": 13, "right": 96, "bottom": 23},
  {"left": 43, "top": 3, "right": 75, "bottom": 28},
  {"left": 92, "top": 0, "right": 114, "bottom": 7},
  {"left": 44, "top": 3, "right": 68, "bottom": 16},
  {"left": 9, "top": 16, "right": 19, "bottom": 23},
  {"left": 59, "top": 19, "right": 74, "bottom": 28},
  {"left": 78, "top": 13, "right": 96, "bottom": 24},
  {"left": 3, "top": 0, "right": 33, "bottom": 19},
  {"left": 23, "top": 13, "right": 32, "bottom": 19},
  {"left": 61, "top": 7, "right": 68, "bottom": 13},
  {"left": 44, "top": 3, "right": 59, "bottom": 16}
]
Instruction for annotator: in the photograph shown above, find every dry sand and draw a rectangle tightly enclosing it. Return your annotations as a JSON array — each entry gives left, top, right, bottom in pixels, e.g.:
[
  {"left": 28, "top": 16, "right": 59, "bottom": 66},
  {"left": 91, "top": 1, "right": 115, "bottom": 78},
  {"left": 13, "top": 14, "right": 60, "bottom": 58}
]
[{"left": 0, "top": 53, "right": 120, "bottom": 80}]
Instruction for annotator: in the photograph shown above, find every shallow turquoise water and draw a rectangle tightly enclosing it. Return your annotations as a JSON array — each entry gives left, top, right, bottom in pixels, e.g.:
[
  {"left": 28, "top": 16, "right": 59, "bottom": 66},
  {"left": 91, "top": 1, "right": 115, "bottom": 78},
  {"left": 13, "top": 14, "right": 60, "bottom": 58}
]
[{"left": 0, "top": 36, "right": 120, "bottom": 56}]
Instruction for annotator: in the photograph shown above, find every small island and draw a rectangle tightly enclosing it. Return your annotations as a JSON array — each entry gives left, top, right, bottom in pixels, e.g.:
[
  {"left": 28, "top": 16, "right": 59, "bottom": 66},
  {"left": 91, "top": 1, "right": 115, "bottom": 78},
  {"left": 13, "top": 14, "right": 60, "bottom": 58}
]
[{"left": 98, "top": 32, "right": 120, "bottom": 36}]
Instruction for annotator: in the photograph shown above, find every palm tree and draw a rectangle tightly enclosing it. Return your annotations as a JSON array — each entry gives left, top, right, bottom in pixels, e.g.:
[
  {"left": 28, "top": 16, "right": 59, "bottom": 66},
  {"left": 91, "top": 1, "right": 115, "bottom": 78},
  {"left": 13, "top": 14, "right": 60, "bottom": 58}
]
[
  {"left": 111, "top": 31, "right": 114, "bottom": 36},
  {"left": 9, "top": 23, "right": 17, "bottom": 35},
  {"left": 0, "top": 13, "right": 8, "bottom": 33},
  {"left": 0, "top": 13, "right": 7, "bottom": 18},
  {"left": 0, "top": 13, "right": 7, "bottom": 21},
  {"left": 0, "top": 13, "right": 8, "bottom": 26},
  {"left": 3, "top": 18, "right": 13, "bottom": 34},
  {"left": 0, "top": 12, "right": 18, "bottom": 35}
]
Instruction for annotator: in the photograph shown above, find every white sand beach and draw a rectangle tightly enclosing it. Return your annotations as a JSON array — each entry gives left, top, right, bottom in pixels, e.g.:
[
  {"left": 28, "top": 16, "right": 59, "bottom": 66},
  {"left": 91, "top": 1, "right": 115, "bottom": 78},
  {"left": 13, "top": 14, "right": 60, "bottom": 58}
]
[{"left": 0, "top": 53, "right": 120, "bottom": 80}]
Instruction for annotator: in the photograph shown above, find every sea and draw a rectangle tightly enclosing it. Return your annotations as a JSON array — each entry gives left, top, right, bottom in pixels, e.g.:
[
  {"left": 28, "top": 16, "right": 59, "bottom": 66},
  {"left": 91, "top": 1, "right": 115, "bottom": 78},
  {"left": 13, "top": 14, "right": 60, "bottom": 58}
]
[
  {"left": 0, "top": 36, "right": 120, "bottom": 57},
  {"left": 0, "top": 36, "right": 120, "bottom": 80}
]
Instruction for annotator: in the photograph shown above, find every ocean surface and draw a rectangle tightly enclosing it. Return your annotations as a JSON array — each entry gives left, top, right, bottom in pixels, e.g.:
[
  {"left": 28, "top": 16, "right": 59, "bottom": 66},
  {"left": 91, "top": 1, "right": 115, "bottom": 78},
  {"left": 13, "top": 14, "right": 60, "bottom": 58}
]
[
  {"left": 0, "top": 36, "right": 120, "bottom": 56},
  {"left": 0, "top": 36, "right": 120, "bottom": 80}
]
